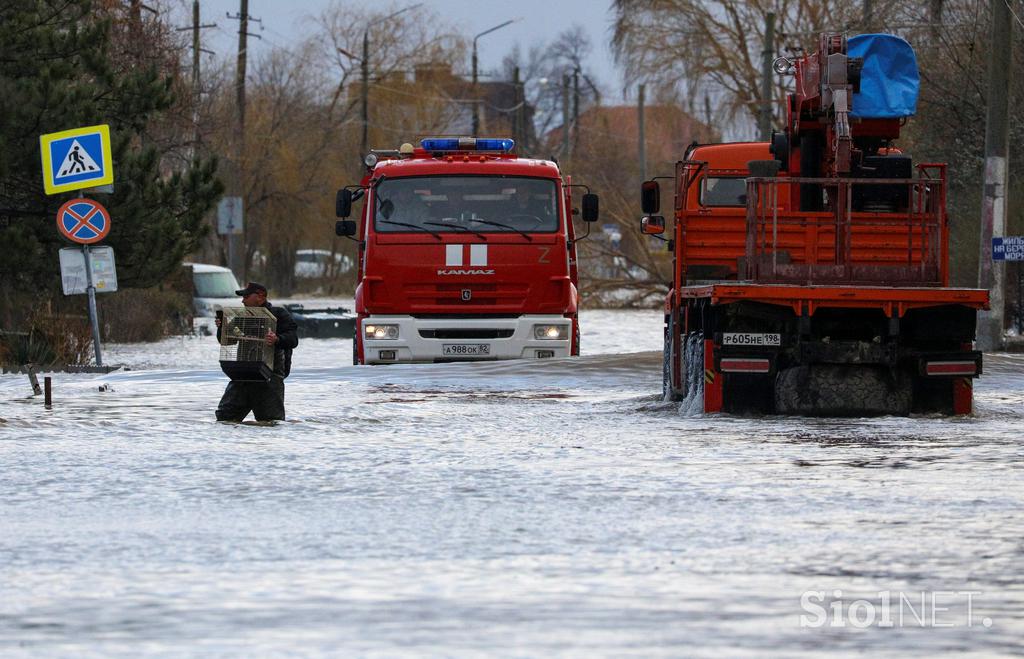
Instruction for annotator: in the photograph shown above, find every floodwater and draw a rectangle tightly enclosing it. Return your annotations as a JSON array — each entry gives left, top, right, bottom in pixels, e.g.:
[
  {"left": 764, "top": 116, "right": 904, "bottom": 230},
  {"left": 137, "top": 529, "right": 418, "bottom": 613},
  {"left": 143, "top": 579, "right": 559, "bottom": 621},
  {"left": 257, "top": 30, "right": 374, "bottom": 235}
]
[{"left": 1, "top": 303, "right": 1022, "bottom": 656}]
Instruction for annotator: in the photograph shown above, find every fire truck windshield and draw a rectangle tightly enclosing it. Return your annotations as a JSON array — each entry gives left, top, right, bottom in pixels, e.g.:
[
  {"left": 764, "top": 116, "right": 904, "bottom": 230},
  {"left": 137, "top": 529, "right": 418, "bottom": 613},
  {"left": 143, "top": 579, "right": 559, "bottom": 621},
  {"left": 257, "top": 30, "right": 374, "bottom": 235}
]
[{"left": 374, "top": 176, "right": 559, "bottom": 234}]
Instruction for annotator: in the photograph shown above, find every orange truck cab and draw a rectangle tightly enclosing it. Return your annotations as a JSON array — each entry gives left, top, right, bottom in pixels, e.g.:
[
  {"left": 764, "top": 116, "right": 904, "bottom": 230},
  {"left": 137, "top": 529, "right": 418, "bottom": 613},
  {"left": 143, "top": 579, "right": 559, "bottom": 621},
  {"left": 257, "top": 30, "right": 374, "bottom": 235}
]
[{"left": 335, "top": 138, "right": 599, "bottom": 365}]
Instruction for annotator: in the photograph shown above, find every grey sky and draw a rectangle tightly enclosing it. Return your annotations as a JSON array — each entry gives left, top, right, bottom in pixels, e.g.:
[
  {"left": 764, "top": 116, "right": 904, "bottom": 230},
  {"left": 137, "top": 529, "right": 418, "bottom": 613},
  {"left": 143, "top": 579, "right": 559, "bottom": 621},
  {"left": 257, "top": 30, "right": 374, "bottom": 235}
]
[{"left": 182, "top": 0, "right": 626, "bottom": 101}]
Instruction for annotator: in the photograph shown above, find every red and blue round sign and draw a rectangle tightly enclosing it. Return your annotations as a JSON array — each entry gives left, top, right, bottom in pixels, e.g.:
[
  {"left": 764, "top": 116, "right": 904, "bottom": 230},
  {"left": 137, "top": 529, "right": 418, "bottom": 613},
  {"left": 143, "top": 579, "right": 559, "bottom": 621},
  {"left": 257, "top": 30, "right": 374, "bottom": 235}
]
[{"left": 56, "top": 198, "right": 110, "bottom": 244}]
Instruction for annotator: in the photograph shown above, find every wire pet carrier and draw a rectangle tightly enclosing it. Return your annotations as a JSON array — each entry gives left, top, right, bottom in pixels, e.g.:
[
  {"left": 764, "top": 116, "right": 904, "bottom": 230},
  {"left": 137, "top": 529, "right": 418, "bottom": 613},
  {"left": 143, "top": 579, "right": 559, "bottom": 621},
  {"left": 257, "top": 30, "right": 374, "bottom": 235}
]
[{"left": 219, "top": 306, "right": 277, "bottom": 381}]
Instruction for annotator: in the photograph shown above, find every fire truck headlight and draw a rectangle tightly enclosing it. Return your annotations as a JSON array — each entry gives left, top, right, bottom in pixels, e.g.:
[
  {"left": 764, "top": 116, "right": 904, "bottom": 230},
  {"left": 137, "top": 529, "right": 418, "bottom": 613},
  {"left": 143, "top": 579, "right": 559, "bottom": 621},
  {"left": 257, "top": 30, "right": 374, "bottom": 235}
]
[
  {"left": 365, "top": 324, "right": 399, "bottom": 340},
  {"left": 533, "top": 324, "right": 568, "bottom": 340}
]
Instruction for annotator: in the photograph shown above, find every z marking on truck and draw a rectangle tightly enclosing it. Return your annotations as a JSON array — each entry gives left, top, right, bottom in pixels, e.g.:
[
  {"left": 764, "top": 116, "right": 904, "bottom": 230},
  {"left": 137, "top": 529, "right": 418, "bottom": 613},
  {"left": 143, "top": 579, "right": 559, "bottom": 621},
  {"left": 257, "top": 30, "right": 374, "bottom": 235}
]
[{"left": 722, "top": 333, "right": 781, "bottom": 347}]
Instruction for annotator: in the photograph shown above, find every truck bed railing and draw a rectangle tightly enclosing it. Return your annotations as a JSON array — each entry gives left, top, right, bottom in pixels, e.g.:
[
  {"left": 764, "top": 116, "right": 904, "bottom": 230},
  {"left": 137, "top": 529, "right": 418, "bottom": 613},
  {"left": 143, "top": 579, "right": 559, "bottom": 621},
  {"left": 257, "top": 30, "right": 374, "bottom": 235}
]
[{"left": 743, "top": 165, "right": 947, "bottom": 286}]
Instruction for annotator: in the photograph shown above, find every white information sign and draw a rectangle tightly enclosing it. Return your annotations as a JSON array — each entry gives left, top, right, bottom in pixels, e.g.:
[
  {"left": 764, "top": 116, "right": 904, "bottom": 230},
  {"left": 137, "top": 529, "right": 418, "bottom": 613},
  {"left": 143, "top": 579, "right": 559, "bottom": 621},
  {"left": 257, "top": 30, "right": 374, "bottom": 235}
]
[
  {"left": 218, "top": 196, "right": 244, "bottom": 235},
  {"left": 59, "top": 246, "right": 118, "bottom": 295}
]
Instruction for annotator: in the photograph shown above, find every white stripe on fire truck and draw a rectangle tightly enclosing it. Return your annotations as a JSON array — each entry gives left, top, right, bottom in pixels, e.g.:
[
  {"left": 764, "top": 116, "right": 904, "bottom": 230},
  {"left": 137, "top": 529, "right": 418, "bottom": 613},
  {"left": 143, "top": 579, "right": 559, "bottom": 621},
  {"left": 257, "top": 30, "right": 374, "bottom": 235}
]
[
  {"left": 470, "top": 244, "right": 488, "bottom": 266},
  {"left": 445, "top": 244, "right": 462, "bottom": 266}
]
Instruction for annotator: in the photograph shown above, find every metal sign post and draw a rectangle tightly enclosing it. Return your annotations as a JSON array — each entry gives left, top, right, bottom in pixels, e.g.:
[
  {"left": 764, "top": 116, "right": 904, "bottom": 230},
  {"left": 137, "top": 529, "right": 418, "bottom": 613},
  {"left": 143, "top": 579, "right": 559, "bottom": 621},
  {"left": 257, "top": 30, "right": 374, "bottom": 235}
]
[
  {"left": 40, "top": 125, "right": 118, "bottom": 368},
  {"left": 55, "top": 197, "right": 113, "bottom": 367},
  {"left": 82, "top": 245, "right": 104, "bottom": 367},
  {"left": 218, "top": 196, "right": 244, "bottom": 279}
]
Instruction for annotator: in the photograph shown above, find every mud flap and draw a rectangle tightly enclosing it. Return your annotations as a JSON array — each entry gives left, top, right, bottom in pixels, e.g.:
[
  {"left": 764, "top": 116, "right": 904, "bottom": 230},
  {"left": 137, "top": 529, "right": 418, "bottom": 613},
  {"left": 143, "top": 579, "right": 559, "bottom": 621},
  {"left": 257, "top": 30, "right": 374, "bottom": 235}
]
[
  {"left": 952, "top": 377, "right": 973, "bottom": 415},
  {"left": 702, "top": 337, "right": 722, "bottom": 413}
]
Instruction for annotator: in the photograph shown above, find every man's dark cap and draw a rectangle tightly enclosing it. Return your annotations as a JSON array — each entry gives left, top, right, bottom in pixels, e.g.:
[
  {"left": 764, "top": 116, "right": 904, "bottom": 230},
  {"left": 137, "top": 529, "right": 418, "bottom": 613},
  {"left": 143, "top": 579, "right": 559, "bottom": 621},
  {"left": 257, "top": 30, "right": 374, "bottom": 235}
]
[{"left": 235, "top": 281, "right": 268, "bottom": 296}]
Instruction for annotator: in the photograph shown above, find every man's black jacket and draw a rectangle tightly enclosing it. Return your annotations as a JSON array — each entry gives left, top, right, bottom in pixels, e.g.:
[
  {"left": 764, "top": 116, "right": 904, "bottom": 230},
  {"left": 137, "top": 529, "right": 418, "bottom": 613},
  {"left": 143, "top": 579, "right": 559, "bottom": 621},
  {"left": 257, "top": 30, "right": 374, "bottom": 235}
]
[
  {"left": 217, "top": 303, "right": 299, "bottom": 378},
  {"left": 267, "top": 303, "right": 298, "bottom": 377}
]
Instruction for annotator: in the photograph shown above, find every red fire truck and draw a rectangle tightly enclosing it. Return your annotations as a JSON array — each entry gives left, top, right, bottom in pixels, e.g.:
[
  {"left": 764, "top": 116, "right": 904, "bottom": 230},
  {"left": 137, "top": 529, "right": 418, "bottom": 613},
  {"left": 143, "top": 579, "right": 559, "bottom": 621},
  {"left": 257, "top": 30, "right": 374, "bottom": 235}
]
[
  {"left": 640, "top": 33, "right": 989, "bottom": 416},
  {"left": 336, "top": 137, "right": 598, "bottom": 365}
]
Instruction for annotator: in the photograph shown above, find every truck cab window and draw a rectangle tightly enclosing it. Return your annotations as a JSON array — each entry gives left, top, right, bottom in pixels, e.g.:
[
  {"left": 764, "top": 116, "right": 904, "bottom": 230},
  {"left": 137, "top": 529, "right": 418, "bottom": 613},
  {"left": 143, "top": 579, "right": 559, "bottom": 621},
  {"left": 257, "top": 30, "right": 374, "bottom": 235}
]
[{"left": 701, "top": 177, "right": 747, "bottom": 207}]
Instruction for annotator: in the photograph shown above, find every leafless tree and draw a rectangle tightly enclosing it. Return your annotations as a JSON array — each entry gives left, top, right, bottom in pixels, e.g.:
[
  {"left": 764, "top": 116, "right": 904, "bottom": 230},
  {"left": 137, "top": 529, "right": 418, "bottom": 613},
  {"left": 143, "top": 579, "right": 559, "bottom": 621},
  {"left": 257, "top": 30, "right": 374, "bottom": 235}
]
[{"left": 611, "top": 0, "right": 887, "bottom": 136}]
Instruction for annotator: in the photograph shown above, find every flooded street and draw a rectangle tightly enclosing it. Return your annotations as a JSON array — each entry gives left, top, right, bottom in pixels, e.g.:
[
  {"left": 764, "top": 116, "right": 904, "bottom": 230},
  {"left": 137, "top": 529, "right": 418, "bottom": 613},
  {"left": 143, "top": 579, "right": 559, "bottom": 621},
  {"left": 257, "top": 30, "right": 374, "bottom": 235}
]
[{"left": 1, "top": 306, "right": 1022, "bottom": 656}]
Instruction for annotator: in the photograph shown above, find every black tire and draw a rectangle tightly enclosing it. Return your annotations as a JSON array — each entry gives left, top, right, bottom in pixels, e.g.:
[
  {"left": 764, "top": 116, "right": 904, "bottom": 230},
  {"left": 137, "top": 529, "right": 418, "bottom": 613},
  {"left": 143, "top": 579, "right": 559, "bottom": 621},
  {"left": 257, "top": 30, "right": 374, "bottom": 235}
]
[
  {"left": 352, "top": 336, "right": 360, "bottom": 365},
  {"left": 775, "top": 364, "right": 911, "bottom": 416}
]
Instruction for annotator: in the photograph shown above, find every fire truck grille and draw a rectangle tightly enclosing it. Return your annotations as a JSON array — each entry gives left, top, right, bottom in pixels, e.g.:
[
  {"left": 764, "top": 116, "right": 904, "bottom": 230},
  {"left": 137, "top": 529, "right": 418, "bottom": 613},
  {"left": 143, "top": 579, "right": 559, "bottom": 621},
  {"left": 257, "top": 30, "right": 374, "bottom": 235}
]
[
  {"left": 404, "top": 283, "right": 529, "bottom": 307},
  {"left": 418, "top": 329, "right": 515, "bottom": 339}
]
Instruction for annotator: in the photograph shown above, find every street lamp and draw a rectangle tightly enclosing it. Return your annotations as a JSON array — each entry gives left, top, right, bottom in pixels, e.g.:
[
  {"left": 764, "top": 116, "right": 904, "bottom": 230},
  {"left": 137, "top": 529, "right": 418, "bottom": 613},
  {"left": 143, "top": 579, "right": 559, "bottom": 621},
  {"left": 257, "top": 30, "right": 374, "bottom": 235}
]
[
  {"left": 361, "top": 3, "right": 422, "bottom": 156},
  {"left": 472, "top": 18, "right": 518, "bottom": 136}
]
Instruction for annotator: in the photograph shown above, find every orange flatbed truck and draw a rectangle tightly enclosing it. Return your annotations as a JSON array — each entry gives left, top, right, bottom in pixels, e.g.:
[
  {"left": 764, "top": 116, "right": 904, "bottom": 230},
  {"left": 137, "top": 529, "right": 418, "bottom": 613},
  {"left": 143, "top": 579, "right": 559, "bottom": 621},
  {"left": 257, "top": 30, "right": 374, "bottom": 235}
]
[{"left": 640, "top": 33, "right": 989, "bottom": 415}]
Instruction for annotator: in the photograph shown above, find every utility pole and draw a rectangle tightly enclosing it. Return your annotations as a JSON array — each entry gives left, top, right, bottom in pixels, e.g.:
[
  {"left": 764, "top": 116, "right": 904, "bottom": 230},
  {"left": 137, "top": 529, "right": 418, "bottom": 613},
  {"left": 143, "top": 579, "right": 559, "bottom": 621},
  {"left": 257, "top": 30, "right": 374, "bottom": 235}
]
[
  {"left": 361, "top": 29, "right": 370, "bottom": 156},
  {"left": 759, "top": 12, "right": 776, "bottom": 141},
  {"left": 233, "top": 0, "right": 248, "bottom": 281},
  {"left": 192, "top": 1, "right": 200, "bottom": 107},
  {"left": 929, "top": 0, "right": 944, "bottom": 42},
  {"left": 512, "top": 66, "right": 521, "bottom": 149},
  {"left": 227, "top": 0, "right": 261, "bottom": 281},
  {"left": 127, "top": 1, "right": 158, "bottom": 60},
  {"left": 863, "top": 0, "right": 873, "bottom": 30},
  {"left": 977, "top": 0, "right": 1012, "bottom": 351},
  {"left": 561, "top": 74, "right": 571, "bottom": 160},
  {"left": 176, "top": 1, "right": 216, "bottom": 156},
  {"left": 572, "top": 68, "right": 580, "bottom": 152},
  {"left": 129, "top": 0, "right": 142, "bottom": 52},
  {"left": 638, "top": 83, "right": 647, "bottom": 183},
  {"left": 517, "top": 69, "right": 528, "bottom": 153}
]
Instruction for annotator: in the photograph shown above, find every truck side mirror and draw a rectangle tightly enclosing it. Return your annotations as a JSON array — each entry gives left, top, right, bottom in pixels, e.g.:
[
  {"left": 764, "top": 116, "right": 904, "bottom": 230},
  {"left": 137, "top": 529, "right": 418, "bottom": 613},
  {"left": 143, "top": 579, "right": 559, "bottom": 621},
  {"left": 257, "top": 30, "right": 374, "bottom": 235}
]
[
  {"left": 641, "top": 180, "right": 660, "bottom": 214},
  {"left": 335, "top": 220, "right": 356, "bottom": 237},
  {"left": 581, "top": 193, "right": 599, "bottom": 222},
  {"left": 336, "top": 189, "right": 353, "bottom": 218},
  {"left": 641, "top": 215, "right": 665, "bottom": 234}
]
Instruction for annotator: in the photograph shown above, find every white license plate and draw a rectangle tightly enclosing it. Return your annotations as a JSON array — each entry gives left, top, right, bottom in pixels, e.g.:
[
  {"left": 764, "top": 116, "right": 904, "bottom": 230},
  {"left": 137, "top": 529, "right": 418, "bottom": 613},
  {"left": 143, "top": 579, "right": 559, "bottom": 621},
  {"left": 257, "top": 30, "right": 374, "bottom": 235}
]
[
  {"left": 443, "top": 343, "right": 490, "bottom": 356},
  {"left": 722, "top": 332, "right": 781, "bottom": 347}
]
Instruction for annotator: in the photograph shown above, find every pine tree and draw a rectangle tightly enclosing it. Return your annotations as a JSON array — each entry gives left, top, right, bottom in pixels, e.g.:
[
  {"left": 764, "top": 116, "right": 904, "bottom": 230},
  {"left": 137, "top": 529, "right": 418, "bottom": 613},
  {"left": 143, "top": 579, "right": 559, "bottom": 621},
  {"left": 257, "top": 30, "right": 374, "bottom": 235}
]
[{"left": 0, "top": 0, "right": 223, "bottom": 320}]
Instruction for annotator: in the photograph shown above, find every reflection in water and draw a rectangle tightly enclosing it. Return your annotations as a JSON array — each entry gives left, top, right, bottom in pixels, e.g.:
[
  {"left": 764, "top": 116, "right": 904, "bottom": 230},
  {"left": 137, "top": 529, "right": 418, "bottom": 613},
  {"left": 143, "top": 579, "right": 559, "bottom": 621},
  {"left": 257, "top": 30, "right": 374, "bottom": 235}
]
[{"left": 0, "top": 325, "right": 1022, "bottom": 654}]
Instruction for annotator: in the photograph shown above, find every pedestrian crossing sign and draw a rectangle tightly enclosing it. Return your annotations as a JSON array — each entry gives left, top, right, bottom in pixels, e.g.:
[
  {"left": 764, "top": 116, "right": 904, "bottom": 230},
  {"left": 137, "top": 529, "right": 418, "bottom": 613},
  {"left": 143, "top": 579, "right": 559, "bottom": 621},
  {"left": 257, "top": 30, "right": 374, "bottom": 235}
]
[{"left": 39, "top": 124, "right": 114, "bottom": 195}]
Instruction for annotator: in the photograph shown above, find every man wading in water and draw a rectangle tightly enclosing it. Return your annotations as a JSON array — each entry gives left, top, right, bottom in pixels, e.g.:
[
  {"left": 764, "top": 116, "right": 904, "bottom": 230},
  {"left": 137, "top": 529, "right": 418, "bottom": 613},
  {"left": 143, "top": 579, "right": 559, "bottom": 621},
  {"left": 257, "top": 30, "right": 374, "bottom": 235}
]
[{"left": 215, "top": 282, "right": 298, "bottom": 422}]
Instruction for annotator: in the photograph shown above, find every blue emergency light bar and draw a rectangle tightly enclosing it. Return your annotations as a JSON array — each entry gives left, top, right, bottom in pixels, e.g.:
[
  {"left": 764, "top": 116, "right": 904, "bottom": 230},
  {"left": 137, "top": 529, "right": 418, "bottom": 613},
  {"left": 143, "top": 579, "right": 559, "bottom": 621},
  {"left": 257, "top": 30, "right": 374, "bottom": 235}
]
[{"left": 421, "top": 137, "right": 515, "bottom": 153}]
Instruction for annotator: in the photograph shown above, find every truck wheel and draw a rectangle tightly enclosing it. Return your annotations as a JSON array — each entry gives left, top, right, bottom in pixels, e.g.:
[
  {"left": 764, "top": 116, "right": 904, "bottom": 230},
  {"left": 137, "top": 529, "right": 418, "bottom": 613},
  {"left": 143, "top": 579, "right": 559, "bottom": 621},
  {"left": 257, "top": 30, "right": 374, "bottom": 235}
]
[
  {"left": 775, "top": 365, "right": 911, "bottom": 416},
  {"left": 352, "top": 337, "right": 359, "bottom": 366}
]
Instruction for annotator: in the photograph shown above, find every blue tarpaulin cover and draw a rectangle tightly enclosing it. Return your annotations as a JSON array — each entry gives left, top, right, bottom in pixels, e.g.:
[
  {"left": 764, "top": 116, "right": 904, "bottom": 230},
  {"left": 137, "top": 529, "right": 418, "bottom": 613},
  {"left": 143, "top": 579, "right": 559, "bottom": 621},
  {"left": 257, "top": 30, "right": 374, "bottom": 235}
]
[{"left": 848, "top": 34, "right": 919, "bottom": 118}]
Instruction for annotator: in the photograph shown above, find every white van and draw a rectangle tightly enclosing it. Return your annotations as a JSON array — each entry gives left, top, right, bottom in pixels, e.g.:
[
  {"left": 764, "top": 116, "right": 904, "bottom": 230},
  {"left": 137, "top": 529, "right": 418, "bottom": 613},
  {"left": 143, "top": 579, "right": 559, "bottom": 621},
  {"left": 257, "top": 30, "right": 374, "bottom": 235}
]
[{"left": 186, "top": 262, "right": 241, "bottom": 317}]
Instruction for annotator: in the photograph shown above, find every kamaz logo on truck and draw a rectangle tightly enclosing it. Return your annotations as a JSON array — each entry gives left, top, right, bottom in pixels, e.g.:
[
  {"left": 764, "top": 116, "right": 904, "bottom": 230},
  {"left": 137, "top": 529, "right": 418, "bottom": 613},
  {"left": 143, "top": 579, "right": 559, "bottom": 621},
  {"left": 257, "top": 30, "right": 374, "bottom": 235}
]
[
  {"left": 437, "top": 268, "right": 495, "bottom": 275},
  {"left": 440, "top": 244, "right": 494, "bottom": 275}
]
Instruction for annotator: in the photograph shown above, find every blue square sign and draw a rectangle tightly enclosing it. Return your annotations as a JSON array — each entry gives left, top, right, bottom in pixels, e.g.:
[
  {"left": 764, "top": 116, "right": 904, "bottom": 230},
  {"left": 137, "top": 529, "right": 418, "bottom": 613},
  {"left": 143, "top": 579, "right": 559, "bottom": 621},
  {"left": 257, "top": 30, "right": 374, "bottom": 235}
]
[
  {"left": 39, "top": 124, "right": 114, "bottom": 195},
  {"left": 993, "top": 236, "right": 1024, "bottom": 261}
]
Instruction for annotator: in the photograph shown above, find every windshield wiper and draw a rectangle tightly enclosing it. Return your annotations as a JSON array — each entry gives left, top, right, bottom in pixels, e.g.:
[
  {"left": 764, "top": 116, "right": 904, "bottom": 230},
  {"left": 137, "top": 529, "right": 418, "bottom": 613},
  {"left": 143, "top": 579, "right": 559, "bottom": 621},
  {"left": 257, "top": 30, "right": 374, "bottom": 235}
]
[
  {"left": 377, "top": 219, "right": 442, "bottom": 240},
  {"left": 423, "top": 221, "right": 488, "bottom": 240},
  {"left": 465, "top": 218, "right": 533, "bottom": 241}
]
